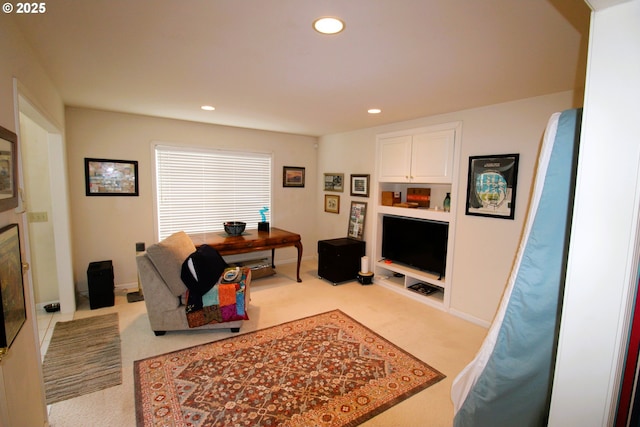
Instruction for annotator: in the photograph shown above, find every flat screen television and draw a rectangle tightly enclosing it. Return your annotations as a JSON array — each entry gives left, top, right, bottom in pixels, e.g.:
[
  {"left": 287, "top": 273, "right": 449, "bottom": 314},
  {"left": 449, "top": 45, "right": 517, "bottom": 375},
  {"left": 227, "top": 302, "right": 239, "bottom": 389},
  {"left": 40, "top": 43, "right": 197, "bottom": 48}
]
[{"left": 381, "top": 215, "right": 448, "bottom": 278}]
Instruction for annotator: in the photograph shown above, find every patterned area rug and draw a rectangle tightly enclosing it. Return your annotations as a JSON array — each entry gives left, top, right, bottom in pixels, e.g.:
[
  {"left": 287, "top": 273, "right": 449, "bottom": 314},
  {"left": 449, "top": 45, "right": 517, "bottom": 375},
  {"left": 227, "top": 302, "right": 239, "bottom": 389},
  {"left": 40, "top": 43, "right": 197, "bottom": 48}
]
[
  {"left": 43, "top": 313, "right": 122, "bottom": 404},
  {"left": 134, "top": 310, "right": 444, "bottom": 426}
]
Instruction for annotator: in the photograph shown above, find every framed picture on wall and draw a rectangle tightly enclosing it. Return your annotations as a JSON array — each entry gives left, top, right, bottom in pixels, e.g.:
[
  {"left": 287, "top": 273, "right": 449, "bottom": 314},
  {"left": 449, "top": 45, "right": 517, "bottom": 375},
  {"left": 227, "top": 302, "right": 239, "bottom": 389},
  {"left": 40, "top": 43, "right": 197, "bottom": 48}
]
[
  {"left": 323, "top": 173, "right": 344, "bottom": 192},
  {"left": 283, "top": 166, "right": 305, "bottom": 188},
  {"left": 350, "top": 174, "right": 370, "bottom": 197},
  {"left": 465, "top": 154, "right": 519, "bottom": 219},
  {"left": 324, "top": 194, "right": 340, "bottom": 213},
  {"left": 0, "top": 125, "right": 18, "bottom": 212},
  {"left": 347, "top": 201, "right": 367, "bottom": 240},
  {"left": 0, "top": 224, "right": 26, "bottom": 360},
  {"left": 85, "top": 158, "right": 139, "bottom": 196}
]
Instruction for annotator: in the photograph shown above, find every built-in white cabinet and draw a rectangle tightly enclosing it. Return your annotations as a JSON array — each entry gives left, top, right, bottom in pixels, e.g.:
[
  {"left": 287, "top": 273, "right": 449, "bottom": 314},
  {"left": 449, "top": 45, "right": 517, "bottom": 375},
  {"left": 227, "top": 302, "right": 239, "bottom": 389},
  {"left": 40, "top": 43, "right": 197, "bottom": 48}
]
[
  {"left": 372, "top": 122, "right": 462, "bottom": 311},
  {"left": 378, "top": 129, "right": 455, "bottom": 183}
]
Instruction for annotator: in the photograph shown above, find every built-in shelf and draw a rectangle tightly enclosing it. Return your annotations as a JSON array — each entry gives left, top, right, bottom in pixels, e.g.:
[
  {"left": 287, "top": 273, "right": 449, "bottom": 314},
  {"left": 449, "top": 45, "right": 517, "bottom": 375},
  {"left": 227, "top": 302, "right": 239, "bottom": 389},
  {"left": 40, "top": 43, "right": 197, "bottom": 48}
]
[
  {"left": 376, "top": 205, "right": 451, "bottom": 222},
  {"left": 374, "top": 260, "right": 447, "bottom": 309},
  {"left": 372, "top": 122, "right": 462, "bottom": 312}
]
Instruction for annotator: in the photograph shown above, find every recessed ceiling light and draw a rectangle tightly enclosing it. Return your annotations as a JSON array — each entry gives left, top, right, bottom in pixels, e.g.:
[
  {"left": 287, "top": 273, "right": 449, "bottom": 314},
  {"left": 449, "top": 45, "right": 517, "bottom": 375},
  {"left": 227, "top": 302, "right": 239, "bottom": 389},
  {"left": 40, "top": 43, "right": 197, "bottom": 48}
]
[
  {"left": 201, "top": 105, "right": 215, "bottom": 111},
  {"left": 313, "top": 17, "right": 345, "bottom": 35},
  {"left": 368, "top": 108, "right": 382, "bottom": 114}
]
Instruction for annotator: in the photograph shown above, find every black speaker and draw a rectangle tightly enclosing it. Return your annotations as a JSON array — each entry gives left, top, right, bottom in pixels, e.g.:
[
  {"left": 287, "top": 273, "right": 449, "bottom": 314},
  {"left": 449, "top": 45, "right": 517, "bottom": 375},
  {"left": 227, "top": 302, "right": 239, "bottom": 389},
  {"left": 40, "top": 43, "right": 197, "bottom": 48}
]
[{"left": 87, "top": 260, "right": 114, "bottom": 309}]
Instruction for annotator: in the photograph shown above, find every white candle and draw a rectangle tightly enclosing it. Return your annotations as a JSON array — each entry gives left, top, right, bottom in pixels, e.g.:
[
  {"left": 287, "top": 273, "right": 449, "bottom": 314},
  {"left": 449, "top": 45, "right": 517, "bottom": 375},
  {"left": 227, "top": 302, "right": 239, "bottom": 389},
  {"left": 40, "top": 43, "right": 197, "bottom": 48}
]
[{"left": 361, "top": 256, "right": 370, "bottom": 273}]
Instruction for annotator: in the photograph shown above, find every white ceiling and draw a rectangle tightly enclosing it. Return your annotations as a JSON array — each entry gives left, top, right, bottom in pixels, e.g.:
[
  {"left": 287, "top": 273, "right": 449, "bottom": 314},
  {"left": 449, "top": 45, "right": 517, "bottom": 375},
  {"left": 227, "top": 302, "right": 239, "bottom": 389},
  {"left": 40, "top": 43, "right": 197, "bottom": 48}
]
[{"left": 11, "top": 0, "right": 590, "bottom": 137}]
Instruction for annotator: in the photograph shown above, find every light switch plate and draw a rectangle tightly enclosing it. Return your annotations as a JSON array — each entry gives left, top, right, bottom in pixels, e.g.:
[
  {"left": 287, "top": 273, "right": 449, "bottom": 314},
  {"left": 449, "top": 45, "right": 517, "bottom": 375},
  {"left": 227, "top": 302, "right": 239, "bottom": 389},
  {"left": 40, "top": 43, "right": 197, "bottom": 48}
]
[{"left": 27, "top": 212, "right": 48, "bottom": 223}]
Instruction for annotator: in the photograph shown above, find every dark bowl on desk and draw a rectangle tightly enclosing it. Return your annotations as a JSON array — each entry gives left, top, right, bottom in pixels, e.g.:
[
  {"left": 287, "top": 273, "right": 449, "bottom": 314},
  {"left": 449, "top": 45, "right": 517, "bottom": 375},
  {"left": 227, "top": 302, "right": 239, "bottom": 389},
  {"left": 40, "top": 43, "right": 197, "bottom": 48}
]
[{"left": 224, "top": 221, "right": 246, "bottom": 236}]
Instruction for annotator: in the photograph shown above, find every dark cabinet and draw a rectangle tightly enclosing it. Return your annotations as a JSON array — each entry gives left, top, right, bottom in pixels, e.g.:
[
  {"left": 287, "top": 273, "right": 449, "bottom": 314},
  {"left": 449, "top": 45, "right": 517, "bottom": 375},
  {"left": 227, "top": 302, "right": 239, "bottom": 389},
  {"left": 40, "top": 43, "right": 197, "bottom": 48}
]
[{"left": 318, "top": 238, "right": 365, "bottom": 285}]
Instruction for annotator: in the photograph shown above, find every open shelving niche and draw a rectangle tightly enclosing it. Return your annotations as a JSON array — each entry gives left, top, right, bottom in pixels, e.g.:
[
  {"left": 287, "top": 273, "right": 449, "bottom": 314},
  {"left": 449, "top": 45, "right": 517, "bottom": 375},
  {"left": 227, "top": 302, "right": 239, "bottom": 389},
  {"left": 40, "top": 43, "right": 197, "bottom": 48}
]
[{"left": 371, "top": 122, "right": 462, "bottom": 312}]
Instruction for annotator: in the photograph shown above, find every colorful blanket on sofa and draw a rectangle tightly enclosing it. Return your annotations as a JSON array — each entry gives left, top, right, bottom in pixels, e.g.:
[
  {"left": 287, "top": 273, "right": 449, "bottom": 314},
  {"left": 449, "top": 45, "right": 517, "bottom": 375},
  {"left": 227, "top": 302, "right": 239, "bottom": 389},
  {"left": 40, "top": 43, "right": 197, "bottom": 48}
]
[{"left": 185, "top": 268, "right": 250, "bottom": 328}]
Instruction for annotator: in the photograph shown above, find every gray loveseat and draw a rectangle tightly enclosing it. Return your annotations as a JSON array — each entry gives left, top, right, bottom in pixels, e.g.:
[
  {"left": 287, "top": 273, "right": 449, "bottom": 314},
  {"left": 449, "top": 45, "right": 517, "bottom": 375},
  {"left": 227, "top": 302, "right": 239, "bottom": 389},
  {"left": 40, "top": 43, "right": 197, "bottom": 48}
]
[{"left": 136, "top": 231, "right": 250, "bottom": 335}]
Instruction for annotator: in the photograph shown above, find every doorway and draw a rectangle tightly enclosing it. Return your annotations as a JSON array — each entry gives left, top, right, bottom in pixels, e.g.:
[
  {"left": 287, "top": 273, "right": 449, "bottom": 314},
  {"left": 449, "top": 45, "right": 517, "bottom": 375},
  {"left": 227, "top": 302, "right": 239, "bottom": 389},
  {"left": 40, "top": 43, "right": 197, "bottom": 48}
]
[{"left": 17, "top": 94, "right": 75, "bottom": 321}]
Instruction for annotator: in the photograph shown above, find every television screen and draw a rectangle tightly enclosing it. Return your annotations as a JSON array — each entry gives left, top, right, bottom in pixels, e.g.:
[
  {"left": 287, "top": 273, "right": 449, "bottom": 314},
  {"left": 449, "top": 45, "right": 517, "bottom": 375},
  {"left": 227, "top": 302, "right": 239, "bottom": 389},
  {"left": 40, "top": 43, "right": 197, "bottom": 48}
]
[{"left": 381, "top": 215, "right": 448, "bottom": 278}]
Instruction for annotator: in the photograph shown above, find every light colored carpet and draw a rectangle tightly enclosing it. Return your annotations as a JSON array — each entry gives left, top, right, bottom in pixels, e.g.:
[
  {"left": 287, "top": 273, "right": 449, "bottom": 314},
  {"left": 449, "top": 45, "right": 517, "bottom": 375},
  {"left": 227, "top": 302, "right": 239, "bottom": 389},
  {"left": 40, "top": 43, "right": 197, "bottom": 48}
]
[
  {"left": 45, "top": 260, "right": 487, "bottom": 427},
  {"left": 42, "top": 313, "right": 121, "bottom": 404}
]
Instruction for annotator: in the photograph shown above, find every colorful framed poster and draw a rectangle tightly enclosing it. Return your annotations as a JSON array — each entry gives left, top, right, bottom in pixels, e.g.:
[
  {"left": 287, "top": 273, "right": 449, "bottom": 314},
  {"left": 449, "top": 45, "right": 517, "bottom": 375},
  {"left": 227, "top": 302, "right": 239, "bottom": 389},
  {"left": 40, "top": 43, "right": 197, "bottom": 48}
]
[
  {"left": 85, "top": 158, "right": 139, "bottom": 196},
  {"left": 466, "top": 154, "right": 519, "bottom": 219},
  {"left": 347, "top": 201, "right": 367, "bottom": 240}
]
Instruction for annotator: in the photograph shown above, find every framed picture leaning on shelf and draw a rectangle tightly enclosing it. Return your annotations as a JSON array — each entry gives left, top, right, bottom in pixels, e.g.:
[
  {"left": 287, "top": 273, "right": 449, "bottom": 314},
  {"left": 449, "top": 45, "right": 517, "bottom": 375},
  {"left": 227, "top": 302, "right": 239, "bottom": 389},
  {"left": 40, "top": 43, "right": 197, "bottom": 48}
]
[{"left": 347, "top": 201, "right": 367, "bottom": 240}]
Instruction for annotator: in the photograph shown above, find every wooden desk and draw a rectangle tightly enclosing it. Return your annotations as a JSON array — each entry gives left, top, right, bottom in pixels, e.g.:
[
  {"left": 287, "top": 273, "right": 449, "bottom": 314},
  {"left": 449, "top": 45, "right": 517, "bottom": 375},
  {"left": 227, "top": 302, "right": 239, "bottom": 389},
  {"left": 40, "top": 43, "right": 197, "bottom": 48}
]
[{"left": 189, "top": 227, "right": 303, "bottom": 282}]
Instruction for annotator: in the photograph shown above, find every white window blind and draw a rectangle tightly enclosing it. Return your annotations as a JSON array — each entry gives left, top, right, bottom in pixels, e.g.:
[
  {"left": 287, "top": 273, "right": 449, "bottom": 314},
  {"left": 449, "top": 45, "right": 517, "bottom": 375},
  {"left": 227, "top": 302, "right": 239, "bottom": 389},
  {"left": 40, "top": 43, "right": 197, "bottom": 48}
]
[{"left": 155, "top": 145, "right": 272, "bottom": 241}]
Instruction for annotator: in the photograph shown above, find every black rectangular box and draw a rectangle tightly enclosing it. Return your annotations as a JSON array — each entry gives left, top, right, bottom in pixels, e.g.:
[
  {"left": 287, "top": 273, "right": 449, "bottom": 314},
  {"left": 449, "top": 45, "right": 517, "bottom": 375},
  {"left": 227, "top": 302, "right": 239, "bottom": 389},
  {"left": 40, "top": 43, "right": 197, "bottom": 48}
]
[
  {"left": 318, "top": 238, "right": 365, "bottom": 285},
  {"left": 87, "top": 260, "right": 115, "bottom": 309}
]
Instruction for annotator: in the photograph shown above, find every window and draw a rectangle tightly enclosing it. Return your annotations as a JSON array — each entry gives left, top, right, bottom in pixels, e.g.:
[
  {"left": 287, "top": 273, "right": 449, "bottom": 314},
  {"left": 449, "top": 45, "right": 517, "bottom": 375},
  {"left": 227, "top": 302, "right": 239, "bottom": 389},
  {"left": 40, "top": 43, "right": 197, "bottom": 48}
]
[{"left": 154, "top": 145, "right": 272, "bottom": 240}]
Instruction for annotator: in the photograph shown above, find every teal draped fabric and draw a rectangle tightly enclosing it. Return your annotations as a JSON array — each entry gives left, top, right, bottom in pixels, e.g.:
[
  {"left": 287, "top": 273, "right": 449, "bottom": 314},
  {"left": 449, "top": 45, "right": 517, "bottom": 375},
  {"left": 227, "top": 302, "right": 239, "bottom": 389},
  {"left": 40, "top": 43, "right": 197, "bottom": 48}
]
[{"left": 454, "top": 109, "right": 581, "bottom": 426}]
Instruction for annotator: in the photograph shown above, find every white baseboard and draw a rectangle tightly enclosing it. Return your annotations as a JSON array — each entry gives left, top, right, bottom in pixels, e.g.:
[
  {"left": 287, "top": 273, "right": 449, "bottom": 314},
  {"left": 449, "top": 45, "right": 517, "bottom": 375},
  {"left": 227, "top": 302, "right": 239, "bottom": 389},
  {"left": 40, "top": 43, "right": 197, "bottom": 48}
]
[
  {"left": 117, "top": 281, "right": 138, "bottom": 291},
  {"left": 36, "top": 300, "right": 58, "bottom": 312},
  {"left": 448, "top": 308, "right": 491, "bottom": 328}
]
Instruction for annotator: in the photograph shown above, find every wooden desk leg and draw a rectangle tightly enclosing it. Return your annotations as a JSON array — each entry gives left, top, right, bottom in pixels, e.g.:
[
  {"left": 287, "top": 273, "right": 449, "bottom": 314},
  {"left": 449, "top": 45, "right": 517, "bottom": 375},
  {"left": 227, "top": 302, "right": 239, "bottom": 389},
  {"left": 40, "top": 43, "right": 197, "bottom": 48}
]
[
  {"left": 295, "top": 241, "right": 303, "bottom": 282},
  {"left": 271, "top": 248, "right": 276, "bottom": 268}
]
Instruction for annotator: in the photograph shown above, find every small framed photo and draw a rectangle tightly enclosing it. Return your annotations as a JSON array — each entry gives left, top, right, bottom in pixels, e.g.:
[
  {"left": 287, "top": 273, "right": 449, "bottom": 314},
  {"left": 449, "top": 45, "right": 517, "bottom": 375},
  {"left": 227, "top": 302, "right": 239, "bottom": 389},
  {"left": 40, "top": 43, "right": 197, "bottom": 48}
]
[
  {"left": 0, "top": 125, "right": 18, "bottom": 212},
  {"left": 323, "top": 173, "right": 344, "bottom": 192},
  {"left": 85, "top": 158, "right": 139, "bottom": 196},
  {"left": 466, "top": 154, "right": 519, "bottom": 219},
  {"left": 347, "top": 201, "right": 367, "bottom": 240},
  {"left": 350, "top": 174, "right": 370, "bottom": 197},
  {"left": 324, "top": 194, "right": 340, "bottom": 213},
  {"left": 0, "top": 224, "right": 27, "bottom": 357},
  {"left": 283, "top": 166, "right": 305, "bottom": 188}
]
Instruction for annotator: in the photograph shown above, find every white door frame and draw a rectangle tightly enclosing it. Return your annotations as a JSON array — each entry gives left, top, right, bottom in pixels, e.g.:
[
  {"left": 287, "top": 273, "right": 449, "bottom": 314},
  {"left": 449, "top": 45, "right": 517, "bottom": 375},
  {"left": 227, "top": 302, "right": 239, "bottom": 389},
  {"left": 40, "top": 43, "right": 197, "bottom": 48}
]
[{"left": 16, "top": 89, "right": 75, "bottom": 314}]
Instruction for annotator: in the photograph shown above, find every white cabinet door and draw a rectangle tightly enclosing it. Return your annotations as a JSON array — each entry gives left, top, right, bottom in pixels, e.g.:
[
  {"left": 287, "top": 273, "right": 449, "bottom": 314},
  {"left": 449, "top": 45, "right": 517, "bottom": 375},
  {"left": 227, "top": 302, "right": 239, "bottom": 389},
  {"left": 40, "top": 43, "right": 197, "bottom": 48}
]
[
  {"left": 378, "top": 135, "right": 412, "bottom": 182},
  {"left": 411, "top": 130, "right": 455, "bottom": 183}
]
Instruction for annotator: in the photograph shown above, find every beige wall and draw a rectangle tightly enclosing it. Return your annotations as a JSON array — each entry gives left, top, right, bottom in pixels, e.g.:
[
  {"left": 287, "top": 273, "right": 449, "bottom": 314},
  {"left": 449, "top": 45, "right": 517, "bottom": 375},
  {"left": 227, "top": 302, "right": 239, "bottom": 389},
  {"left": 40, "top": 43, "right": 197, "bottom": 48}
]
[
  {"left": 318, "top": 91, "right": 578, "bottom": 324},
  {"left": 0, "top": 16, "right": 65, "bottom": 427},
  {"left": 65, "top": 108, "right": 318, "bottom": 292}
]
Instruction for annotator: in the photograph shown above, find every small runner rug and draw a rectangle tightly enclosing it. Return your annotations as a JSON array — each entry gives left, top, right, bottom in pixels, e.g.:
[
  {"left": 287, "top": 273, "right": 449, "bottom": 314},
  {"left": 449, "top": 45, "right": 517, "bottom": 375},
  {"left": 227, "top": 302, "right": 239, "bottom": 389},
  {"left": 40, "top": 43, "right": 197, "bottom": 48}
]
[
  {"left": 43, "top": 313, "right": 122, "bottom": 404},
  {"left": 134, "top": 309, "right": 444, "bottom": 426}
]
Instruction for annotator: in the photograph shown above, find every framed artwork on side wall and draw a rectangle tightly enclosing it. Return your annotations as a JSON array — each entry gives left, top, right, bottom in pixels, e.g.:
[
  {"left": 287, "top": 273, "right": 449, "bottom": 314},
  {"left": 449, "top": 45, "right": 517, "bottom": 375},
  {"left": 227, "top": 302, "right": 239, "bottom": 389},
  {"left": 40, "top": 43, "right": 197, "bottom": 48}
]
[
  {"left": 0, "top": 224, "right": 26, "bottom": 361},
  {"left": 466, "top": 154, "right": 519, "bottom": 219},
  {"left": 0, "top": 125, "right": 18, "bottom": 212}
]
